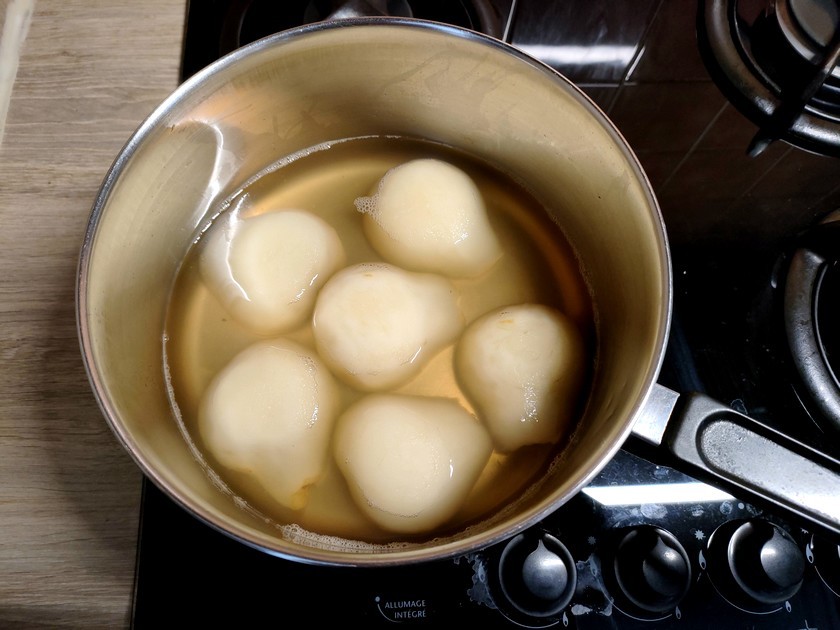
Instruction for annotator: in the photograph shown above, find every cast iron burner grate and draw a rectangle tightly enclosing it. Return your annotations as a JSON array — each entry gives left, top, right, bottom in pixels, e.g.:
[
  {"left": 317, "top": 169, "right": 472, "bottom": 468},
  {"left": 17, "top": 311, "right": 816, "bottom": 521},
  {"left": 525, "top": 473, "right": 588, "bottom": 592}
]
[
  {"left": 181, "top": 0, "right": 506, "bottom": 81},
  {"left": 783, "top": 214, "right": 840, "bottom": 432},
  {"left": 698, "top": 0, "right": 840, "bottom": 157}
]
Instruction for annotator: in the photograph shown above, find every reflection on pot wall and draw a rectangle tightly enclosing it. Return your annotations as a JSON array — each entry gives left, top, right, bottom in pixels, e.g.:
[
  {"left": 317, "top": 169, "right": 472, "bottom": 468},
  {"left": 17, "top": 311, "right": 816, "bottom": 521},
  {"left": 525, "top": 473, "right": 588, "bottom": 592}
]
[{"left": 509, "top": 0, "right": 840, "bottom": 251}]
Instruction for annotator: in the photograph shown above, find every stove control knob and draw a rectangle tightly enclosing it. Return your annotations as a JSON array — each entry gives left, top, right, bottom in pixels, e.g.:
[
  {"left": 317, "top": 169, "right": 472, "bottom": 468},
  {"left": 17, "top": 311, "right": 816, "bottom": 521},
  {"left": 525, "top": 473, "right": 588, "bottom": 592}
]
[
  {"left": 707, "top": 518, "right": 805, "bottom": 611},
  {"left": 809, "top": 533, "right": 840, "bottom": 597},
  {"left": 496, "top": 532, "right": 577, "bottom": 618},
  {"left": 604, "top": 525, "right": 691, "bottom": 617}
]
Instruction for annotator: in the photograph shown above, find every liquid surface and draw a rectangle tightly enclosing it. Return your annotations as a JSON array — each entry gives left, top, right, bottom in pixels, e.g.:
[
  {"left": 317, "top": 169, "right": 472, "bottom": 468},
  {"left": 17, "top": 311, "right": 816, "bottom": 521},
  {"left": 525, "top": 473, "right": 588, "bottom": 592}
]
[{"left": 164, "top": 136, "right": 594, "bottom": 544}]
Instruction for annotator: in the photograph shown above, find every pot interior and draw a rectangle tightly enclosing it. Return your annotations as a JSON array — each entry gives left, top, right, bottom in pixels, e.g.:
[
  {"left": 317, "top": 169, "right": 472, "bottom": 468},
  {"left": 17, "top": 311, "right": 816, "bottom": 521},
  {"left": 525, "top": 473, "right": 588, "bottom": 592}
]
[{"left": 78, "top": 19, "right": 670, "bottom": 564}]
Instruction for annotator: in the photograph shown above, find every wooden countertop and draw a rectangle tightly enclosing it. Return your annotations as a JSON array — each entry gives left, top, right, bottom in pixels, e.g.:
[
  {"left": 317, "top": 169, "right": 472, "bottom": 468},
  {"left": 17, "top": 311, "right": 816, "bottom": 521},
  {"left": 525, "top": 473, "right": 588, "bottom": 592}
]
[{"left": 0, "top": 1, "right": 184, "bottom": 626}]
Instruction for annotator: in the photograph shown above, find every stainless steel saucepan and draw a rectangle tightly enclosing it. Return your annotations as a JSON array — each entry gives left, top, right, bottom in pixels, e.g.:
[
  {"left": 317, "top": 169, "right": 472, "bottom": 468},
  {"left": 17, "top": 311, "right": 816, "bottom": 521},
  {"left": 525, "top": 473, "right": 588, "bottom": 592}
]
[{"left": 76, "top": 18, "right": 840, "bottom": 566}]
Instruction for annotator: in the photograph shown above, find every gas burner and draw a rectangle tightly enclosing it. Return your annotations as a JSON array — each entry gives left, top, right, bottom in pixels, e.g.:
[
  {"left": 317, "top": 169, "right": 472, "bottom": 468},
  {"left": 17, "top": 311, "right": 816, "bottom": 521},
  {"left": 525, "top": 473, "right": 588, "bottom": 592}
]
[
  {"left": 182, "top": 0, "right": 507, "bottom": 81},
  {"left": 783, "top": 211, "right": 840, "bottom": 432},
  {"left": 225, "top": 0, "right": 502, "bottom": 58},
  {"left": 698, "top": 0, "right": 840, "bottom": 157}
]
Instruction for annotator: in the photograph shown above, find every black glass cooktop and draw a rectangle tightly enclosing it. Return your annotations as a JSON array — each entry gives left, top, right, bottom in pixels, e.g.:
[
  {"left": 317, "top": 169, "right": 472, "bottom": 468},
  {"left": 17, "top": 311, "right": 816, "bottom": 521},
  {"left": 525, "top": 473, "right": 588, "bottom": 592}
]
[
  {"left": 130, "top": 2, "right": 840, "bottom": 627},
  {"left": 132, "top": 448, "right": 840, "bottom": 628}
]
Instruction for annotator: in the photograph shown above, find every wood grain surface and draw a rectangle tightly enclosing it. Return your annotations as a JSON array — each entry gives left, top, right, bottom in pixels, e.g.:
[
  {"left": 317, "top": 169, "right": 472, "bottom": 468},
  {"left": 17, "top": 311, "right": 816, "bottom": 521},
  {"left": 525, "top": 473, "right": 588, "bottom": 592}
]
[{"left": 0, "top": 1, "right": 184, "bottom": 626}]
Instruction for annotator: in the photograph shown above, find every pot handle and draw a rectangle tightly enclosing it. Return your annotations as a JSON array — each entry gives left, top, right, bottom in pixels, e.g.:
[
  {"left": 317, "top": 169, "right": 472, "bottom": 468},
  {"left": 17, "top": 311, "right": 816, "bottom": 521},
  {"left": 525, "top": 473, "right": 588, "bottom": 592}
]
[{"left": 631, "top": 384, "right": 840, "bottom": 538}]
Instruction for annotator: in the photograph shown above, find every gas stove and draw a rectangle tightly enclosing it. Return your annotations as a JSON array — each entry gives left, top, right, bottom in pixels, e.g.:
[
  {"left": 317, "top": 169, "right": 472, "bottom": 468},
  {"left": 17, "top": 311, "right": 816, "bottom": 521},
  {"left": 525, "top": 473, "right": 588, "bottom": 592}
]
[{"left": 131, "top": 1, "right": 840, "bottom": 627}]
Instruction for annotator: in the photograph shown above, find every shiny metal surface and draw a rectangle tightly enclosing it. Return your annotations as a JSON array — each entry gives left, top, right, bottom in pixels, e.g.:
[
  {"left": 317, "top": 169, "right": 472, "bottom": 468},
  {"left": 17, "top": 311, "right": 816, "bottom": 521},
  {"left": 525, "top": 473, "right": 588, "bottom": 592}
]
[
  {"left": 77, "top": 18, "right": 670, "bottom": 565},
  {"left": 664, "top": 393, "right": 840, "bottom": 537},
  {"left": 631, "top": 383, "right": 680, "bottom": 447},
  {"left": 509, "top": 0, "right": 659, "bottom": 83},
  {"left": 698, "top": 0, "right": 840, "bottom": 156},
  {"left": 784, "top": 215, "right": 840, "bottom": 430}
]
